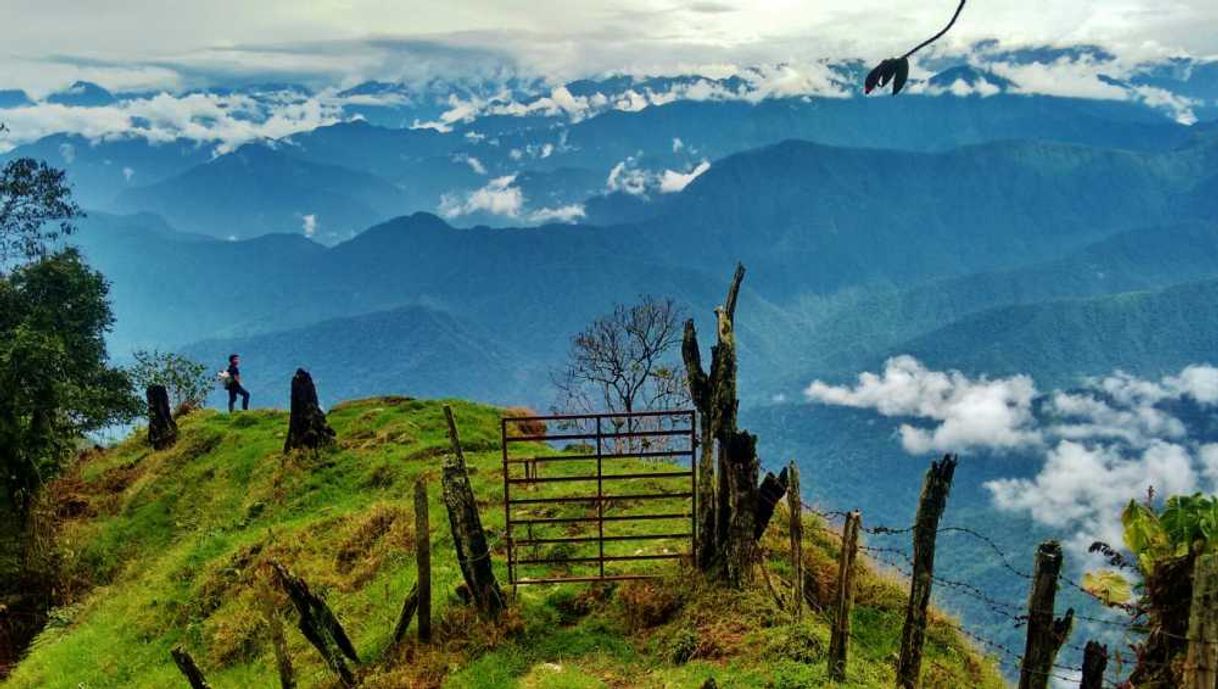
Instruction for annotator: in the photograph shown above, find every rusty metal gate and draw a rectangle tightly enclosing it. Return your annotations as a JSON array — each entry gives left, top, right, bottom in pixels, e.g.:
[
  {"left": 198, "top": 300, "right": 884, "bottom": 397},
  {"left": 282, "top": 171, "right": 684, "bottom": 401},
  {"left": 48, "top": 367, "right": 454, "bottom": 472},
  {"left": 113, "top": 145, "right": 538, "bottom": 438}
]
[{"left": 501, "top": 410, "right": 697, "bottom": 584}]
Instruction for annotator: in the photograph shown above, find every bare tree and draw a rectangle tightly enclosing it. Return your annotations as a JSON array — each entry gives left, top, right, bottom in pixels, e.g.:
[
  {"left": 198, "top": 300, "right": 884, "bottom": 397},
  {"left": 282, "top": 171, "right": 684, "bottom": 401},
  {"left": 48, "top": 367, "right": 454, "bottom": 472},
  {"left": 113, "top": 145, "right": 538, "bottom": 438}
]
[{"left": 552, "top": 296, "right": 689, "bottom": 436}]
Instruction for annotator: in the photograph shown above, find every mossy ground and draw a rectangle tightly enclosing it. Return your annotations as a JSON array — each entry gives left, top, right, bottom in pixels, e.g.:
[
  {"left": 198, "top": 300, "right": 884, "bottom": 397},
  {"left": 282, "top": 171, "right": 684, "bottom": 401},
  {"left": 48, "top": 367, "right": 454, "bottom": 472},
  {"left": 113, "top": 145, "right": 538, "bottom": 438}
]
[{"left": 4, "top": 398, "right": 1006, "bottom": 689}]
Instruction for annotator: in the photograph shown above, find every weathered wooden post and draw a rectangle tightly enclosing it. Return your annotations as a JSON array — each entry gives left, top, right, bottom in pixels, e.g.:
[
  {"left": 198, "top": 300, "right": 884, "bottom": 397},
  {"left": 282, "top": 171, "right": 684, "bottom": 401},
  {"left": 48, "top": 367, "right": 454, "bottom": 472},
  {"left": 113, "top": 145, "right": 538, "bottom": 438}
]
[
  {"left": 787, "top": 461, "right": 803, "bottom": 620},
  {"left": 1019, "top": 541, "right": 1074, "bottom": 689},
  {"left": 283, "top": 368, "right": 335, "bottom": 453},
  {"left": 170, "top": 646, "right": 211, "bottom": 689},
  {"left": 392, "top": 583, "right": 419, "bottom": 645},
  {"left": 1185, "top": 553, "right": 1218, "bottom": 689},
  {"left": 146, "top": 384, "right": 178, "bottom": 450},
  {"left": 415, "top": 478, "right": 432, "bottom": 643},
  {"left": 1079, "top": 641, "right": 1107, "bottom": 689},
  {"left": 270, "top": 561, "right": 359, "bottom": 688},
  {"left": 441, "top": 405, "right": 504, "bottom": 619},
  {"left": 829, "top": 510, "right": 861, "bottom": 682},
  {"left": 257, "top": 570, "right": 296, "bottom": 689},
  {"left": 896, "top": 454, "right": 957, "bottom": 689}
]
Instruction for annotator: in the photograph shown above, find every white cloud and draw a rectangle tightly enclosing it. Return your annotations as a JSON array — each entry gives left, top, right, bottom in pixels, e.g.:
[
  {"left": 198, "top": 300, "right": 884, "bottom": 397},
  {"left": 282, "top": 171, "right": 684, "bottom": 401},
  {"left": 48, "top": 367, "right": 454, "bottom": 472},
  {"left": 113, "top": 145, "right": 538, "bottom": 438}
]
[
  {"left": 806, "top": 358, "right": 1218, "bottom": 549},
  {"left": 439, "top": 174, "right": 523, "bottom": 218},
  {"left": 529, "top": 204, "right": 585, "bottom": 223},
  {"left": 0, "top": 91, "right": 343, "bottom": 153},
  {"left": 455, "top": 154, "right": 487, "bottom": 175},
  {"left": 659, "top": 160, "right": 710, "bottom": 193},
  {"left": 804, "top": 355, "right": 1041, "bottom": 454},
  {"left": 300, "top": 213, "right": 317, "bottom": 238},
  {"left": 606, "top": 158, "right": 653, "bottom": 196},
  {"left": 987, "top": 440, "right": 1199, "bottom": 547}
]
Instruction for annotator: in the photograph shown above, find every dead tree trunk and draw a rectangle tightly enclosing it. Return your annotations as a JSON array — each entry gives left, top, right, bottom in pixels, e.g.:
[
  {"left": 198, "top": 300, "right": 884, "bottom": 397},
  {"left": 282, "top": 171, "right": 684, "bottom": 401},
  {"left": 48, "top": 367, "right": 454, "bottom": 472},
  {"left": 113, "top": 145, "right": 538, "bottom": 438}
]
[
  {"left": 829, "top": 510, "right": 861, "bottom": 682},
  {"left": 441, "top": 405, "right": 504, "bottom": 619},
  {"left": 170, "top": 646, "right": 212, "bottom": 689},
  {"left": 722, "top": 430, "right": 759, "bottom": 586},
  {"left": 1185, "top": 553, "right": 1218, "bottom": 689},
  {"left": 283, "top": 369, "right": 335, "bottom": 453},
  {"left": 1079, "top": 641, "right": 1107, "bottom": 689},
  {"left": 270, "top": 561, "right": 358, "bottom": 688},
  {"left": 685, "top": 263, "right": 778, "bottom": 583},
  {"left": 415, "top": 478, "right": 432, "bottom": 643},
  {"left": 896, "top": 454, "right": 957, "bottom": 689},
  {"left": 1019, "top": 541, "right": 1074, "bottom": 689},
  {"left": 684, "top": 319, "right": 717, "bottom": 570},
  {"left": 146, "top": 384, "right": 178, "bottom": 450},
  {"left": 787, "top": 461, "right": 803, "bottom": 621}
]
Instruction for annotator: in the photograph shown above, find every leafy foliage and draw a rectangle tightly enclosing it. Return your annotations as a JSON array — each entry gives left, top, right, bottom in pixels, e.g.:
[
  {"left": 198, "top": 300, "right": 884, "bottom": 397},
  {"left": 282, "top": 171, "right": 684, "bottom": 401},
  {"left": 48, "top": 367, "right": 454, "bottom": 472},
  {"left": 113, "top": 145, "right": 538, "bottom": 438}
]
[
  {"left": 0, "top": 157, "right": 82, "bottom": 264},
  {"left": 1120, "top": 495, "right": 1218, "bottom": 577},
  {"left": 0, "top": 249, "right": 140, "bottom": 518},
  {"left": 127, "top": 349, "right": 211, "bottom": 414}
]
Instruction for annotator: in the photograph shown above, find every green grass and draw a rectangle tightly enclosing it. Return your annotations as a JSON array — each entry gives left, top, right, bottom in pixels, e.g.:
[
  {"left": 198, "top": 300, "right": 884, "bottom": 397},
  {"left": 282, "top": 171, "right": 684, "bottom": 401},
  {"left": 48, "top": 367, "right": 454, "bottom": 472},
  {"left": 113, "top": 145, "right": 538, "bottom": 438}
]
[{"left": 4, "top": 397, "right": 1006, "bottom": 689}]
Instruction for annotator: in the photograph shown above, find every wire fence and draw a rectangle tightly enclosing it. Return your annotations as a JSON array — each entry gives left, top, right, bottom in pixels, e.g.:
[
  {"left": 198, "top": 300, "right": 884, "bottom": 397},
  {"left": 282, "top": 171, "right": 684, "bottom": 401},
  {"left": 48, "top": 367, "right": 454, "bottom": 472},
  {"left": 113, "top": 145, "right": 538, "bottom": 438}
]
[{"left": 760, "top": 458, "right": 1181, "bottom": 689}]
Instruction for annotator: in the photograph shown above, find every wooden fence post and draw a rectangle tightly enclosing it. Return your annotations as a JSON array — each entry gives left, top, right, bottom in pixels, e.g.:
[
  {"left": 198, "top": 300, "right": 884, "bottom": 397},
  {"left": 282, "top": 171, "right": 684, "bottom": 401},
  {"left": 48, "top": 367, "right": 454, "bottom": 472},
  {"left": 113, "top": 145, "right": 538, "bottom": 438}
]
[
  {"left": 896, "top": 454, "right": 957, "bottom": 689},
  {"left": 1185, "top": 553, "right": 1218, "bottom": 689},
  {"left": 257, "top": 569, "right": 295, "bottom": 689},
  {"left": 787, "top": 461, "right": 803, "bottom": 620},
  {"left": 1079, "top": 641, "right": 1107, "bottom": 689},
  {"left": 415, "top": 478, "right": 432, "bottom": 643},
  {"left": 1019, "top": 541, "right": 1074, "bottom": 689},
  {"left": 146, "top": 384, "right": 178, "bottom": 450},
  {"left": 170, "top": 646, "right": 212, "bottom": 689},
  {"left": 829, "top": 510, "right": 861, "bottom": 682},
  {"left": 442, "top": 405, "right": 504, "bottom": 619},
  {"left": 270, "top": 561, "right": 359, "bottom": 688}
]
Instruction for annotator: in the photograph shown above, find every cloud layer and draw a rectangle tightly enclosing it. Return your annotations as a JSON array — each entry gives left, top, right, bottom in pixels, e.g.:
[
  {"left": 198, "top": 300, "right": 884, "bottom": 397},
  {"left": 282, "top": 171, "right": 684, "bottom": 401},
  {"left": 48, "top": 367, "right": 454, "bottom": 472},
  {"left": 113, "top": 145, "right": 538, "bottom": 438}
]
[{"left": 806, "top": 358, "right": 1218, "bottom": 548}]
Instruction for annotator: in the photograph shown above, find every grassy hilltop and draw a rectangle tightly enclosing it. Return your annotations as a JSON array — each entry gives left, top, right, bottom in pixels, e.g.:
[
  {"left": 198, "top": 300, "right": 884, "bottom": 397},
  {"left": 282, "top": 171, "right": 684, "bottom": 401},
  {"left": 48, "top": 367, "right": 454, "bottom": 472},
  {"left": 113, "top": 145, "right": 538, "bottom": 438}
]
[{"left": 4, "top": 398, "right": 1004, "bottom": 689}]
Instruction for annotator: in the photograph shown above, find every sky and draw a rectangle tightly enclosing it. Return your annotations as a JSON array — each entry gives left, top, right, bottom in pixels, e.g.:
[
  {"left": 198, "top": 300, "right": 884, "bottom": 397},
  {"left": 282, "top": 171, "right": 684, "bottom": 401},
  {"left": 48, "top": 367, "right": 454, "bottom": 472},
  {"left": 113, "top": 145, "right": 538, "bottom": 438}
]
[{"left": 2, "top": 0, "right": 1217, "bottom": 94}]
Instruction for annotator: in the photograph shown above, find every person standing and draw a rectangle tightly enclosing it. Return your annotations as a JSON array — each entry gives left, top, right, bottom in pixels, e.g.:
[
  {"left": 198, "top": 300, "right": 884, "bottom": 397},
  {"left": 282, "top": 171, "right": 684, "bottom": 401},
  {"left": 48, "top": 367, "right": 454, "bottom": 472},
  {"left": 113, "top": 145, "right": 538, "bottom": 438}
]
[{"left": 226, "top": 353, "right": 250, "bottom": 412}]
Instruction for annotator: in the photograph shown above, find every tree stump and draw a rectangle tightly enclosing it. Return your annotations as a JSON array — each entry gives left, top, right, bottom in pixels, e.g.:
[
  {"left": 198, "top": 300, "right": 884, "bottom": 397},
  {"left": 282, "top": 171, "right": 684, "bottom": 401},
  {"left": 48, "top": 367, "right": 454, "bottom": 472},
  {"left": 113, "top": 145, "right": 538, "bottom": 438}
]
[
  {"left": 146, "top": 384, "right": 178, "bottom": 450},
  {"left": 441, "top": 405, "right": 504, "bottom": 619},
  {"left": 270, "top": 561, "right": 358, "bottom": 687},
  {"left": 283, "top": 369, "right": 335, "bottom": 453},
  {"left": 170, "top": 646, "right": 212, "bottom": 689}
]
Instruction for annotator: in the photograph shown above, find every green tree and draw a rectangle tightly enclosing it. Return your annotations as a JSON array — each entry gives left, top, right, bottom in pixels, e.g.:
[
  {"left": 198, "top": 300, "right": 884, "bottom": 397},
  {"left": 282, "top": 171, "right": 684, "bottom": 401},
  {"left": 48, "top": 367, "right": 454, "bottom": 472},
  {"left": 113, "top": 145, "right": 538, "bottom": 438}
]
[
  {"left": 128, "top": 349, "right": 212, "bottom": 414},
  {"left": 0, "top": 156, "right": 82, "bottom": 265},
  {"left": 0, "top": 249, "right": 140, "bottom": 520},
  {"left": 1, "top": 146, "right": 136, "bottom": 523}
]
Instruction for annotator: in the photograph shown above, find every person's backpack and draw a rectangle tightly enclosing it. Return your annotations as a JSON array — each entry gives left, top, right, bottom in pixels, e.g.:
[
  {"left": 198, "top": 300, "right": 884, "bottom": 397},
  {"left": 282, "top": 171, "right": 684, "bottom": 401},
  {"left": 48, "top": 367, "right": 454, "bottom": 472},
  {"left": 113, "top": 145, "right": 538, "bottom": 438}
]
[{"left": 216, "top": 370, "right": 232, "bottom": 390}]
